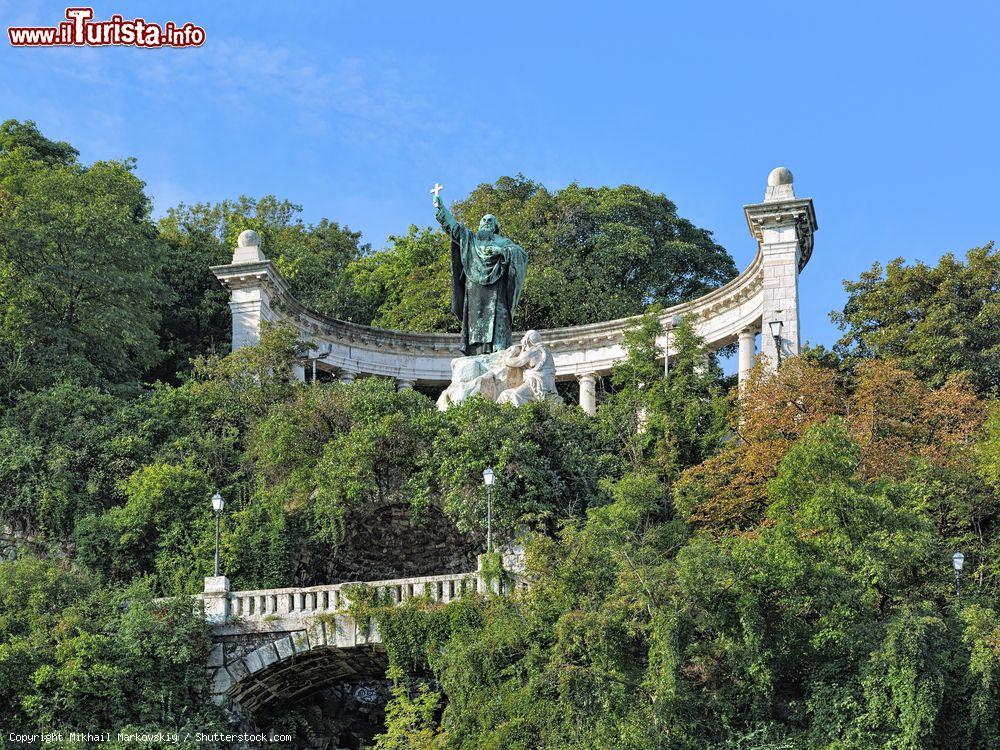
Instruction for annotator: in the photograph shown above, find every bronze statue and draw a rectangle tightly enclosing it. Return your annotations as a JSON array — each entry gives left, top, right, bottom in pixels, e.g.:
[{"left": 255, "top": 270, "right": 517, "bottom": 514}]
[{"left": 431, "top": 185, "right": 528, "bottom": 355}]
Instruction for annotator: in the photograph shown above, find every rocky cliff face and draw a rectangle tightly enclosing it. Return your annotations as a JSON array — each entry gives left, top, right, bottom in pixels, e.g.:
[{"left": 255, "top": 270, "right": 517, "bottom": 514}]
[
  {"left": 0, "top": 521, "right": 70, "bottom": 562},
  {"left": 294, "top": 501, "right": 481, "bottom": 587}
]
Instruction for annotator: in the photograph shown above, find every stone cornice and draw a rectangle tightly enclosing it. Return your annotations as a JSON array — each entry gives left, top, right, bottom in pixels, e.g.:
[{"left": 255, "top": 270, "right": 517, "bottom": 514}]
[{"left": 743, "top": 197, "right": 818, "bottom": 270}]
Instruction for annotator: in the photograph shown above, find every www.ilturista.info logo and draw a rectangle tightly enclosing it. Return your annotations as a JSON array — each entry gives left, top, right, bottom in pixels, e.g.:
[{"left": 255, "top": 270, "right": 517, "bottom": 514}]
[{"left": 8, "top": 7, "right": 205, "bottom": 48}]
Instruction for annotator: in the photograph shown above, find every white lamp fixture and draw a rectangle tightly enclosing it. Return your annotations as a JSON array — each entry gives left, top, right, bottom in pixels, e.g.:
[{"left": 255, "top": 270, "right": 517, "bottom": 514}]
[
  {"left": 211, "top": 491, "right": 225, "bottom": 513},
  {"left": 482, "top": 467, "right": 495, "bottom": 487},
  {"left": 952, "top": 550, "right": 965, "bottom": 600},
  {"left": 768, "top": 319, "right": 784, "bottom": 366}
]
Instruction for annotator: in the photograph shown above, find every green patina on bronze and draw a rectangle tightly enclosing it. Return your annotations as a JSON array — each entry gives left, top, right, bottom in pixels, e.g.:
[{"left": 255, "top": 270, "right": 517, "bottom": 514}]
[{"left": 435, "top": 199, "right": 528, "bottom": 355}]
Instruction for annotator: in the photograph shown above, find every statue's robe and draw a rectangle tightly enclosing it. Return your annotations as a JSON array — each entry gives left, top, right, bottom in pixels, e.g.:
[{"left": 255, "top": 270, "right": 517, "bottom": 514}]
[{"left": 436, "top": 204, "right": 528, "bottom": 355}]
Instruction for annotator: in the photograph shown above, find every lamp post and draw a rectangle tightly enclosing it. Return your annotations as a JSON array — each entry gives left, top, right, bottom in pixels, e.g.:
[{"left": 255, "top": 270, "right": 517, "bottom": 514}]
[
  {"left": 768, "top": 319, "right": 784, "bottom": 367},
  {"left": 664, "top": 314, "right": 683, "bottom": 378},
  {"left": 952, "top": 551, "right": 965, "bottom": 601},
  {"left": 303, "top": 344, "right": 332, "bottom": 383},
  {"left": 211, "top": 491, "right": 225, "bottom": 577},
  {"left": 482, "top": 467, "right": 496, "bottom": 553}
]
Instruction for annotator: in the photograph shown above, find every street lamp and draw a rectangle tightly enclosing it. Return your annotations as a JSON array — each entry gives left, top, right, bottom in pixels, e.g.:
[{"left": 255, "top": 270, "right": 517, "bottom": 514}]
[
  {"left": 310, "top": 344, "right": 333, "bottom": 382},
  {"left": 768, "top": 319, "right": 784, "bottom": 367},
  {"left": 664, "top": 314, "right": 683, "bottom": 377},
  {"left": 952, "top": 551, "right": 965, "bottom": 600},
  {"left": 482, "top": 467, "right": 496, "bottom": 553},
  {"left": 211, "top": 491, "right": 225, "bottom": 577}
]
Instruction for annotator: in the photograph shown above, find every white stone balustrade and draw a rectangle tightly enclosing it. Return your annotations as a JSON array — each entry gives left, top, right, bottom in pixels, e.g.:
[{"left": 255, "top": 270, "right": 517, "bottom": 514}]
[{"left": 219, "top": 570, "right": 490, "bottom": 626}]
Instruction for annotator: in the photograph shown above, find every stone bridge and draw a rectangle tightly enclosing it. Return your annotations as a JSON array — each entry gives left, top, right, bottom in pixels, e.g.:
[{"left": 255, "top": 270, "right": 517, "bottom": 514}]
[{"left": 196, "top": 567, "right": 511, "bottom": 714}]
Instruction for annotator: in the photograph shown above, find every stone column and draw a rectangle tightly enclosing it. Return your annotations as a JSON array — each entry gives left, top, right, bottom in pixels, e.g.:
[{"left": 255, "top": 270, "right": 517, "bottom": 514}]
[
  {"left": 578, "top": 373, "right": 598, "bottom": 416},
  {"left": 217, "top": 230, "right": 280, "bottom": 351},
  {"left": 743, "top": 167, "right": 817, "bottom": 372},
  {"left": 737, "top": 328, "right": 756, "bottom": 385},
  {"left": 291, "top": 363, "right": 306, "bottom": 382},
  {"left": 396, "top": 377, "right": 415, "bottom": 392},
  {"left": 203, "top": 576, "right": 230, "bottom": 624},
  {"left": 339, "top": 367, "right": 358, "bottom": 384}
]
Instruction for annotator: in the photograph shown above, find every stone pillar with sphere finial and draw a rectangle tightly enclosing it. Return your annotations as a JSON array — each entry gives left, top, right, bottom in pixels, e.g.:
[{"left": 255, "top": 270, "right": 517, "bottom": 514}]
[
  {"left": 743, "top": 167, "right": 817, "bottom": 371},
  {"left": 222, "top": 229, "right": 281, "bottom": 351}
]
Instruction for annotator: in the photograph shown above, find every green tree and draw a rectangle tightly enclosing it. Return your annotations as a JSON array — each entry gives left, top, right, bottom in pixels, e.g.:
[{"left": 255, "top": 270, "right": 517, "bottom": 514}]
[
  {"left": 418, "top": 396, "right": 616, "bottom": 538},
  {"left": 239, "top": 376, "right": 437, "bottom": 586},
  {"left": 600, "top": 312, "right": 729, "bottom": 478},
  {"left": 0, "top": 122, "right": 165, "bottom": 393},
  {"left": 234, "top": 375, "right": 615, "bottom": 585},
  {"left": 346, "top": 226, "right": 455, "bottom": 332},
  {"left": 833, "top": 245, "right": 1000, "bottom": 394},
  {"left": 76, "top": 463, "right": 216, "bottom": 595},
  {"left": 0, "top": 119, "right": 78, "bottom": 166},
  {"left": 0, "top": 383, "right": 145, "bottom": 537},
  {"left": 855, "top": 606, "right": 948, "bottom": 750},
  {"left": 149, "top": 212, "right": 232, "bottom": 384},
  {"left": 159, "top": 196, "right": 370, "bottom": 325},
  {"left": 0, "top": 558, "right": 224, "bottom": 741},
  {"left": 960, "top": 605, "right": 1000, "bottom": 748}
]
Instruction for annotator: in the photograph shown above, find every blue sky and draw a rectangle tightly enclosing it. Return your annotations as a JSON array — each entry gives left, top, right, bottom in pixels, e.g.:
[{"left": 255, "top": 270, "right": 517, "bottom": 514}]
[{"left": 2, "top": 1, "right": 998, "bottom": 350}]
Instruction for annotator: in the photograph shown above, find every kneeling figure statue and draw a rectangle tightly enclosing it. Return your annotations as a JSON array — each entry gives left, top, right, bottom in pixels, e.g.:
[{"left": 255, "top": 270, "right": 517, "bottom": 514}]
[{"left": 437, "top": 330, "right": 559, "bottom": 411}]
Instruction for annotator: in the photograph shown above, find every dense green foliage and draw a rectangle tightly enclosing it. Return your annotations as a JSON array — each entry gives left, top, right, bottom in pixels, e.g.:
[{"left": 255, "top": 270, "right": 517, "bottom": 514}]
[
  {"left": 366, "top": 398, "right": 998, "bottom": 750},
  {"left": 833, "top": 244, "right": 1000, "bottom": 394},
  {"left": 0, "top": 558, "right": 226, "bottom": 749},
  {"left": 0, "top": 122, "right": 164, "bottom": 393},
  {"left": 0, "top": 121, "right": 998, "bottom": 748},
  {"left": 157, "top": 196, "right": 370, "bottom": 330}
]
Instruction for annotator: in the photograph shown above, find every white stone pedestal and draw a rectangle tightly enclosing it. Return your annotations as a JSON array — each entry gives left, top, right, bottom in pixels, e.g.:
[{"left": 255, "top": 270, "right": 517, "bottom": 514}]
[
  {"left": 436, "top": 351, "right": 512, "bottom": 410},
  {"left": 203, "top": 575, "right": 231, "bottom": 624}
]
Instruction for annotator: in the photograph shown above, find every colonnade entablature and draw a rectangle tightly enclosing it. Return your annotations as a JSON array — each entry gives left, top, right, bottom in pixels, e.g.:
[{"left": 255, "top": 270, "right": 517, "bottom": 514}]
[{"left": 212, "top": 167, "right": 816, "bottom": 413}]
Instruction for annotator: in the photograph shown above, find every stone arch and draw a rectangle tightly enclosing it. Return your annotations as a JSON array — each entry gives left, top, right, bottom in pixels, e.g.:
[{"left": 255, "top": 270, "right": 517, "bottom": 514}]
[{"left": 210, "top": 613, "right": 386, "bottom": 714}]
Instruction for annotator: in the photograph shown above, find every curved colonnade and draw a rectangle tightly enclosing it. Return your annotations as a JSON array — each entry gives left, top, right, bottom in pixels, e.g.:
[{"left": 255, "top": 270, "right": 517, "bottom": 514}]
[{"left": 212, "top": 169, "right": 817, "bottom": 413}]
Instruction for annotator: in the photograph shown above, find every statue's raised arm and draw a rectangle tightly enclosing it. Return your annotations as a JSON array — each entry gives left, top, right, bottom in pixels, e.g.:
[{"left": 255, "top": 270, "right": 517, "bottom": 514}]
[{"left": 434, "top": 195, "right": 471, "bottom": 245}]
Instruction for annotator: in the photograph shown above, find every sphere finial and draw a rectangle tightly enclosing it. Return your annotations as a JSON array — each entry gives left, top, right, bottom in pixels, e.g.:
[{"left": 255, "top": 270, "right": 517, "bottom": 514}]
[
  {"left": 237, "top": 229, "right": 261, "bottom": 248},
  {"left": 767, "top": 166, "right": 794, "bottom": 186},
  {"left": 764, "top": 167, "right": 796, "bottom": 202}
]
